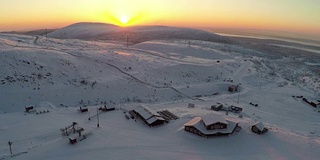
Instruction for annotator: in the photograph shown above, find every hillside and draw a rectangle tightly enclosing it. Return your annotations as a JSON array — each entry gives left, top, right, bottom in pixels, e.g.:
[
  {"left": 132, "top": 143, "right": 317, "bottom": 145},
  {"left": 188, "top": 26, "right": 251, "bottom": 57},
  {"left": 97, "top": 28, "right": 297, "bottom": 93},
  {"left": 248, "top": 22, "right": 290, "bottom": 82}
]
[
  {"left": 0, "top": 32, "right": 320, "bottom": 160},
  {"left": 48, "top": 22, "right": 232, "bottom": 44}
]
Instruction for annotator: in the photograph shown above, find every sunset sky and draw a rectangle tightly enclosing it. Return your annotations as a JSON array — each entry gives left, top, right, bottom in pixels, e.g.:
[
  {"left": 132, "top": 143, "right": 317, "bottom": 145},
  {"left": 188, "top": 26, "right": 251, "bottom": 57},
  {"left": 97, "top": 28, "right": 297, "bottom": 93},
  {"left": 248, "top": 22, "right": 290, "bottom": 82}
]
[{"left": 1, "top": 0, "right": 319, "bottom": 39}]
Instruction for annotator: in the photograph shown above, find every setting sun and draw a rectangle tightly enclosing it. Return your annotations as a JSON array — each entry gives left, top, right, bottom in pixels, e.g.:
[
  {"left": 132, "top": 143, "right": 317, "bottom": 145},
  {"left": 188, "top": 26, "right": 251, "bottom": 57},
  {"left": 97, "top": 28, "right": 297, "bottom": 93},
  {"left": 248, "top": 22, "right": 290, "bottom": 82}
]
[
  {"left": 0, "top": 0, "right": 319, "bottom": 38},
  {"left": 120, "top": 16, "right": 129, "bottom": 25}
]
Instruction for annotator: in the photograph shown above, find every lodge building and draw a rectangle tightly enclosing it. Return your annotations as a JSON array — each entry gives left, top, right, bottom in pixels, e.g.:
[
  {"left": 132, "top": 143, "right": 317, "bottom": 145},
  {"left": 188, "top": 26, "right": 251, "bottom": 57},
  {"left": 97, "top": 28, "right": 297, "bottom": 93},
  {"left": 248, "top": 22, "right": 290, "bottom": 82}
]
[
  {"left": 132, "top": 105, "right": 167, "bottom": 127},
  {"left": 184, "top": 114, "right": 239, "bottom": 137}
]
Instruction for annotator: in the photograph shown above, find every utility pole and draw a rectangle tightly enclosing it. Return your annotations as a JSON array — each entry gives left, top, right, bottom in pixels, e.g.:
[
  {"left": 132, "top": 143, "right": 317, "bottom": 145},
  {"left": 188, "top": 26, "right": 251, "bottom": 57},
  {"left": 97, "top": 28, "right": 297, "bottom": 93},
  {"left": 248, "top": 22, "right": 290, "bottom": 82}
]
[
  {"left": 8, "top": 141, "right": 12, "bottom": 154},
  {"left": 45, "top": 28, "right": 47, "bottom": 41},
  {"left": 72, "top": 122, "right": 76, "bottom": 134},
  {"left": 97, "top": 108, "right": 100, "bottom": 127},
  {"left": 237, "top": 84, "right": 241, "bottom": 104},
  {"left": 126, "top": 36, "right": 129, "bottom": 48}
]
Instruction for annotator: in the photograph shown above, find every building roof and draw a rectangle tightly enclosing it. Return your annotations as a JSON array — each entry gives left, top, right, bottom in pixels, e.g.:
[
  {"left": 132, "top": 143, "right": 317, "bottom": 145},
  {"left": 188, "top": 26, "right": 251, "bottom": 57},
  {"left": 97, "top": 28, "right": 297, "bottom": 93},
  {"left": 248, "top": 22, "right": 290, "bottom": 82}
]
[
  {"left": 253, "top": 122, "right": 265, "bottom": 131},
  {"left": 193, "top": 119, "right": 238, "bottom": 135},
  {"left": 146, "top": 116, "right": 165, "bottom": 124},
  {"left": 134, "top": 105, "right": 165, "bottom": 125},
  {"left": 68, "top": 135, "right": 78, "bottom": 140},
  {"left": 201, "top": 114, "right": 228, "bottom": 126},
  {"left": 135, "top": 106, "right": 153, "bottom": 120},
  {"left": 184, "top": 114, "right": 238, "bottom": 136},
  {"left": 184, "top": 116, "right": 202, "bottom": 126},
  {"left": 134, "top": 105, "right": 161, "bottom": 120}
]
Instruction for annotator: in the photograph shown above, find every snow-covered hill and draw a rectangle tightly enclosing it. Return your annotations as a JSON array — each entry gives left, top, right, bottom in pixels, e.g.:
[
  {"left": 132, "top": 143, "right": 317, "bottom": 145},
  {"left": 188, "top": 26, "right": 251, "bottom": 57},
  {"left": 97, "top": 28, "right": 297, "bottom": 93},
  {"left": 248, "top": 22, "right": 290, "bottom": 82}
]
[
  {"left": 48, "top": 22, "right": 232, "bottom": 44},
  {"left": 48, "top": 22, "right": 119, "bottom": 39},
  {"left": 0, "top": 31, "right": 320, "bottom": 160}
]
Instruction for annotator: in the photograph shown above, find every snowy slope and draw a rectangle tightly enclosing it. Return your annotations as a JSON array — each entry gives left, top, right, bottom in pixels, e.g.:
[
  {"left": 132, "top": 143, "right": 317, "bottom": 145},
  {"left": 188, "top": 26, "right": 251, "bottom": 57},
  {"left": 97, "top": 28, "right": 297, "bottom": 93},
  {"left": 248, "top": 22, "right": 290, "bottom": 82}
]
[
  {"left": 0, "top": 32, "right": 320, "bottom": 160},
  {"left": 47, "top": 22, "right": 119, "bottom": 39},
  {"left": 48, "top": 22, "right": 232, "bottom": 44}
]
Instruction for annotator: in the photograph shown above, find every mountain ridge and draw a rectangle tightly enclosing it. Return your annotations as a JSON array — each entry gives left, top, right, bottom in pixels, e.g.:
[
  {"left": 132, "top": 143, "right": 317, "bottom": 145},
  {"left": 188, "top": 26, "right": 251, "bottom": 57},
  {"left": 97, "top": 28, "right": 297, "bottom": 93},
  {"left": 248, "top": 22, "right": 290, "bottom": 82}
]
[{"left": 48, "top": 22, "right": 233, "bottom": 44}]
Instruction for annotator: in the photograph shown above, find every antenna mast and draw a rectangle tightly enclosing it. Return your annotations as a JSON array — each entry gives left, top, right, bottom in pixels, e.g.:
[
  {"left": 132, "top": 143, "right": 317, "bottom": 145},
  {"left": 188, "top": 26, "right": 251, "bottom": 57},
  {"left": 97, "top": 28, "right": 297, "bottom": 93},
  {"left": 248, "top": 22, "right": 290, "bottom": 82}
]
[{"left": 45, "top": 28, "right": 47, "bottom": 40}]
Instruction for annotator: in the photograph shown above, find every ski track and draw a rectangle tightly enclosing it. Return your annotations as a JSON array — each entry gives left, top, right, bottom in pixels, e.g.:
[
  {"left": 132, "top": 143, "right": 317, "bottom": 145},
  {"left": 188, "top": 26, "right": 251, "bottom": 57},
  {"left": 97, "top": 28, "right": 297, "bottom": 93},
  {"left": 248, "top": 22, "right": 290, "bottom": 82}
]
[
  {"left": 111, "top": 47, "right": 215, "bottom": 66},
  {"left": 1, "top": 34, "right": 320, "bottom": 160},
  {"left": 30, "top": 37, "right": 202, "bottom": 101}
]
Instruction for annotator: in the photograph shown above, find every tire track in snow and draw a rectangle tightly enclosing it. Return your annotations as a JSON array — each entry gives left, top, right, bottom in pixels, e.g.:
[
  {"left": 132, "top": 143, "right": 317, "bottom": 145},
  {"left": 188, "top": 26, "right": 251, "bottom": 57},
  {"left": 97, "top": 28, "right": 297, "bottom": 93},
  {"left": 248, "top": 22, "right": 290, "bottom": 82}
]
[
  {"left": 110, "top": 47, "right": 216, "bottom": 66},
  {"left": 88, "top": 56, "right": 202, "bottom": 101},
  {"left": 24, "top": 37, "right": 202, "bottom": 101}
]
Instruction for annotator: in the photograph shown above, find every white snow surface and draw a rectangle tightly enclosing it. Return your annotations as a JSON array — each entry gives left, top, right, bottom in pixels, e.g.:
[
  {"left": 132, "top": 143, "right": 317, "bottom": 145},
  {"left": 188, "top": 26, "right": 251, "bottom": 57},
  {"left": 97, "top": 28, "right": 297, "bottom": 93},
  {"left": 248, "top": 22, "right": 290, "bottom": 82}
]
[
  {"left": 201, "top": 113, "right": 228, "bottom": 125},
  {"left": 48, "top": 22, "right": 231, "bottom": 44},
  {"left": 0, "top": 30, "right": 320, "bottom": 160}
]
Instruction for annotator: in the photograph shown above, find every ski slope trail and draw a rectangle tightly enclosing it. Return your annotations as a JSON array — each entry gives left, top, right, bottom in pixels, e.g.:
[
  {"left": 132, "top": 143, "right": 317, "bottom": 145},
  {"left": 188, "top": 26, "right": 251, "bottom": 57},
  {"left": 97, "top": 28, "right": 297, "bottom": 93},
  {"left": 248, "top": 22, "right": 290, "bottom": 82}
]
[
  {"left": 111, "top": 47, "right": 217, "bottom": 66},
  {"left": 28, "top": 39, "right": 202, "bottom": 101}
]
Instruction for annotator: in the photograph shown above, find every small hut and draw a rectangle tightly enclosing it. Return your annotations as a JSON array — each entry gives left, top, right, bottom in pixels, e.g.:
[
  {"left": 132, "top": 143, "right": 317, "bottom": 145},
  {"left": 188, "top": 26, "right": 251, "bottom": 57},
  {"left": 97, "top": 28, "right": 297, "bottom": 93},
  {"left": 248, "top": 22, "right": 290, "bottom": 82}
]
[
  {"left": 188, "top": 103, "right": 195, "bottom": 108},
  {"left": 211, "top": 103, "right": 223, "bottom": 111},
  {"left": 79, "top": 107, "right": 88, "bottom": 113},
  {"left": 68, "top": 135, "right": 77, "bottom": 144},
  {"left": 251, "top": 122, "right": 268, "bottom": 134},
  {"left": 228, "top": 85, "right": 239, "bottom": 92},
  {"left": 99, "top": 105, "right": 115, "bottom": 112},
  {"left": 25, "top": 106, "right": 35, "bottom": 112}
]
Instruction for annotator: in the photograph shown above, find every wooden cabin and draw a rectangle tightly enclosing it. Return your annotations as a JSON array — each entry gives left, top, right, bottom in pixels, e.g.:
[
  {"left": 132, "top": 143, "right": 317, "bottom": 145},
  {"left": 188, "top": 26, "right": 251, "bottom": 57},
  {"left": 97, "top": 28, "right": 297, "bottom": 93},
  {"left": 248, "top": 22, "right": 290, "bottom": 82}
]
[
  {"left": 202, "top": 115, "right": 228, "bottom": 130},
  {"left": 25, "top": 106, "right": 34, "bottom": 112},
  {"left": 68, "top": 136, "right": 77, "bottom": 144},
  {"left": 188, "top": 103, "right": 195, "bottom": 108},
  {"left": 228, "top": 85, "right": 238, "bottom": 92},
  {"left": 251, "top": 122, "right": 268, "bottom": 134},
  {"left": 133, "top": 105, "right": 166, "bottom": 127},
  {"left": 99, "top": 105, "right": 115, "bottom": 112},
  {"left": 184, "top": 114, "right": 239, "bottom": 137},
  {"left": 79, "top": 107, "right": 88, "bottom": 113},
  {"left": 302, "top": 98, "right": 317, "bottom": 108},
  {"left": 211, "top": 104, "right": 223, "bottom": 111}
]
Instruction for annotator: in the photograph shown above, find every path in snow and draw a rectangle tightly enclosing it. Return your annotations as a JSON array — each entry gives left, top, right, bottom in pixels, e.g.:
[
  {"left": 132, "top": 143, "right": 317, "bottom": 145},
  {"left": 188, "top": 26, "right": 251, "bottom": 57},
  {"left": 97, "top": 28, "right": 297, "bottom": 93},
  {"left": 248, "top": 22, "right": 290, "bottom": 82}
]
[
  {"left": 31, "top": 37, "right": 203, "bottom": 101},
  {"left": 112, "top": 47, "right": 217, "bottom": 66}
]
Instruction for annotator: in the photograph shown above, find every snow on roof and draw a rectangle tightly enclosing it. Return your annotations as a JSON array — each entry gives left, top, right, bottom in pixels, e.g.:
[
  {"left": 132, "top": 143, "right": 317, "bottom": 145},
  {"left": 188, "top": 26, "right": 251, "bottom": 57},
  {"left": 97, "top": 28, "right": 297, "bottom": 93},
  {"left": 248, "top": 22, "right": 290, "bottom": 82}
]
[
  {"left": 153, "top": 116, "right": 165, "bottom": 121},
  {"left": 253, "top": 122, "right": 265, "bottom": 131},
  {"left": 135, "top": 106, "right": 153, "bottom": 120},
  {"left": 147, "top": 117, "right": 158, "bottom": 124},
  {"left": 134, "top": 105, "right": 162, "bottom": 122},
  {"left": 146, "top": 116, "right": 165, "bottom": 124},
  {"left": 68, "top": 135, "right": 78, "bottom": 140},
  {"left": 201, "top": 114, "right": 228, "bottom": 126},
  {"left": 184, "top": 117, "right": 202, "bottom": 126},
  {"left": 191, "top": 119, "right": 238, "bottom": 135}
]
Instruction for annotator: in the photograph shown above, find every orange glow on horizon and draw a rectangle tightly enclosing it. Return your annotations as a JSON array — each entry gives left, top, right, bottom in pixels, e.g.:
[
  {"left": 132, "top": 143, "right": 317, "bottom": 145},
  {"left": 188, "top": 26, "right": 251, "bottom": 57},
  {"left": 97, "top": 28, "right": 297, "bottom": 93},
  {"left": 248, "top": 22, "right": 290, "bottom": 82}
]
[
  {"left": 0, "top": 0, "right": 319, "bottom": 39},
  {"left": 120, "top": 16, "right": 129, "bottom": 25}
]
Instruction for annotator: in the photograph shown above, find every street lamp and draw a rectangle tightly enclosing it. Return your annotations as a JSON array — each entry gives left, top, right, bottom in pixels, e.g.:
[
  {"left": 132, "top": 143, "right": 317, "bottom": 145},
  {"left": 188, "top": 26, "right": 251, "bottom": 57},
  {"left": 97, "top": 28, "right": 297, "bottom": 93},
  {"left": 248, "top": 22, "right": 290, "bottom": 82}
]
[{"left": 97, "top": 107, "right": 100, "bottom": 127}]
